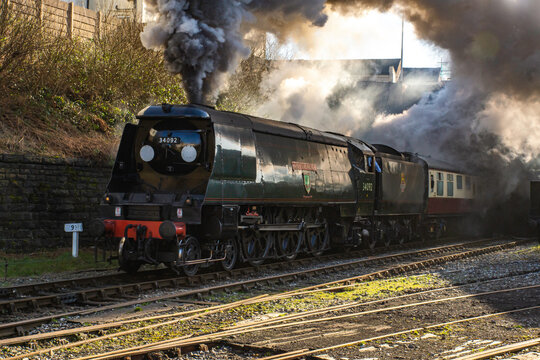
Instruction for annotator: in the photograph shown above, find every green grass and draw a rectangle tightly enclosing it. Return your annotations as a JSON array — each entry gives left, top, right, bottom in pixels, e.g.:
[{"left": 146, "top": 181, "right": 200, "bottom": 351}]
[
  {"left": 209, "top": 274, "right": 449, "bottom": 321},
  {"left": 0, "top": 248, "right": 115, "bottom": 283}
]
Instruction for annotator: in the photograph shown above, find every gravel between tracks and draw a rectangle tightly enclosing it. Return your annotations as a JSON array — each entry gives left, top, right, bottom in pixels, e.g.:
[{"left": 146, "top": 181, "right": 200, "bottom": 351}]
[
  {"left": 171, "top": 242, "right": 540, "bottom": 360},
  {"left": 1, "top": 241, "right": 538, "bottom": 360}
]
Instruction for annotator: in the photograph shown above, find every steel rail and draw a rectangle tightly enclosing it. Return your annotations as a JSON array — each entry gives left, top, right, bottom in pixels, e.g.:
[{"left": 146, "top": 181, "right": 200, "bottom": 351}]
[
  {"left": 451, "top": 338, "right": 540, "bottom": 360},
  {"left": 0, "top": 268, "right": 172, "bottom": 299}
]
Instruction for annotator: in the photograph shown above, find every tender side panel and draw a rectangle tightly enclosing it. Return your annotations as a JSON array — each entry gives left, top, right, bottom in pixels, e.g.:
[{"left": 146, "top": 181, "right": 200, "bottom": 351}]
[{"left": 378, "top": 158, "right": 426, "bottom": 215}]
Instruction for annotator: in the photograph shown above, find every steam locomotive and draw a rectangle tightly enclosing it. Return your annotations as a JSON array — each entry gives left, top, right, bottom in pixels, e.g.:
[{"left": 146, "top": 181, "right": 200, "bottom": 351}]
[{"left": 89, "top": 104, "right": 478, "bottom": 275}]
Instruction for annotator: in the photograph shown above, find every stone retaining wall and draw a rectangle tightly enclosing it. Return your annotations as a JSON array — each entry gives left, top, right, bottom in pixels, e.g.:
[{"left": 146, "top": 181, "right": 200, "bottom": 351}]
[{"left": 0, "top": 154, "right": 112, "bottom": 251}]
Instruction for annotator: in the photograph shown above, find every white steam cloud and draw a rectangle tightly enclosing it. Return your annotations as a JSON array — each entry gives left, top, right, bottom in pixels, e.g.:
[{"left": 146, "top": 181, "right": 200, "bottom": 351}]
[{"left": 254, "top": 61, "right": 385, "bottom": 136}]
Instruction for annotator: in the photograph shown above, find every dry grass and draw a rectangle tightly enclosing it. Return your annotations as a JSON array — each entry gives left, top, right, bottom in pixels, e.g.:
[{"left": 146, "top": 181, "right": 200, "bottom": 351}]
[
  {"left": 0, "top": 1, "right": 187, "bottom": 162},
  {"left": 0, "top": 1, "right": 270, "bottom": 161}
]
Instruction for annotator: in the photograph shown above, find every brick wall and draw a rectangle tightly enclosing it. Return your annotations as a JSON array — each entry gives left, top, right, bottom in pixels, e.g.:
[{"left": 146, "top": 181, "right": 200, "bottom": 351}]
[
  {"left": 9, "top": 0, "right": 120, "bottom": 40},
  {"left": 0, "top": 154, "right": 112, "bottom": 251}
]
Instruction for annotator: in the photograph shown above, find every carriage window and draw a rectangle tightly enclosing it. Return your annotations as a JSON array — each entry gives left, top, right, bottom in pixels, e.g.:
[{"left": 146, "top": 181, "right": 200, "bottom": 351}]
[
  {"left": 466, "top": 176, "right": 471, "bottom": 190},
  {"left": 437, "top": 172, "right": 444, "bottom": 196},
  {"left": 457, "top": 175, "right": 463, "bottom": 189},
  {"left": 447, "top": 174, "right": 454, "bottom": 197},
  {"left": 430, "top": 174, "right": 435, "bottom": 192}
]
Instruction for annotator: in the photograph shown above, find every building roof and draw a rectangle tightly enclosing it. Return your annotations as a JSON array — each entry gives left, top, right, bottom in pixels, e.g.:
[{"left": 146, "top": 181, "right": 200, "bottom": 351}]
[
  {"left": 273, "top": 58, "right": 402, "bottom": 77},
  {"left": 402, "top": 67, "right": 441, "bottom": 83}
]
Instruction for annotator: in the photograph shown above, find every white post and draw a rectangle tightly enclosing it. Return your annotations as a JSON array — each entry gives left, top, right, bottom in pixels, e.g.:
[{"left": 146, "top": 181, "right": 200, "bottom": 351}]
[
  {"left": 72, "top": 231, "right": 79, "bottom": 258},
  {"left": 65, "top": 223, "right": 83, "bottom": 258}
]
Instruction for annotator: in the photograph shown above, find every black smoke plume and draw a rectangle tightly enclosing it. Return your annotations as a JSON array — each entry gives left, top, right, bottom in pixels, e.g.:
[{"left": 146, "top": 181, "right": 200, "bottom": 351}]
[{"left": 141, "top": 0, "right": 328, "bottom": 103}]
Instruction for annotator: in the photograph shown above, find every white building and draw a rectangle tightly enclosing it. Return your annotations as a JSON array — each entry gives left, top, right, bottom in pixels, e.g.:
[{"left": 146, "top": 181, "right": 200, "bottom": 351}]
[{"left": 61, "top": 0, "right": 144, "bottom": 20}]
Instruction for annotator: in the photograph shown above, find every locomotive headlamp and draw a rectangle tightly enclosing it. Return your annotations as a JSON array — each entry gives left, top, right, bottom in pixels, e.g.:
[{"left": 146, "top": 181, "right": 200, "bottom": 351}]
[
  {"left": 185, "top": 197, "right": 192, "bottom": 206},
  {"left": 104, "top": 194, "right": 113, "bottom": 204},
  {"left": 181, "top": 145, "right": 197, "bottom": 163},
  {"left": 140, "top": 145, "right": 155, "bottom": 162}
]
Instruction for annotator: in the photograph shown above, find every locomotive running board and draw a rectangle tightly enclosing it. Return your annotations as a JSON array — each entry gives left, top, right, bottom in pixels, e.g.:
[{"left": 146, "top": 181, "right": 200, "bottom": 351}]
[
  {"left": 177, "top": 254, "right": 227, "bottom": 266},
  {"left": 238, "top": 222, "right": 324, "bottom": 232}
]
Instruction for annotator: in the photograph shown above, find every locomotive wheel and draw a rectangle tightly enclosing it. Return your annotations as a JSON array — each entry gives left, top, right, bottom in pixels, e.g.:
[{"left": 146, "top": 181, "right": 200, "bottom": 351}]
[
  {"left": 368, "top": 236, "right": 378, "bottom": 250},
  {"left": 384, "top": 223, "right": 395, "bottom": 248},
  {"left": 394, "top": 223, "right": 406, "bottom": 245},
  {"left": 307, "top": 223, "right": 329, "bottom": 256},
  {"left": 180, "top": 236, "right": 201, "bottom": 277},
  {"left": 368, "top": 226, "right": 380, "bottom": 250},
  {"left": 398, "top": 221, "right": 413, "bottom": 244},
  {"left": 242, "top": 229, "right": 270, "bottom": 266},
  {"left": 118, "top": 237, "right": 142, "bottom": 274},
  {"left": 277, "top": 231, "right": 302, "bottom": 261},
  {"left": 368, "top": 221, "right": 387, "bottom": 250},
  {"left": 221, "top": 237, "right": 238, "bottom": 272}
]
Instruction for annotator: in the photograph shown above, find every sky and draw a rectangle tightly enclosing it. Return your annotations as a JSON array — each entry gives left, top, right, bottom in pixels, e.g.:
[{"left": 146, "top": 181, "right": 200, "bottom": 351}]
[{"left": 268, "top": 10, "right": 450, "bottom": 69}]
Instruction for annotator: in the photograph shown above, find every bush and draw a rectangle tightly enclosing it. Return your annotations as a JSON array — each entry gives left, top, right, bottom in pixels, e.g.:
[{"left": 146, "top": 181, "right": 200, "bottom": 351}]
[{"left": 0, "top": 2, "right": 187, "bottom": 162}]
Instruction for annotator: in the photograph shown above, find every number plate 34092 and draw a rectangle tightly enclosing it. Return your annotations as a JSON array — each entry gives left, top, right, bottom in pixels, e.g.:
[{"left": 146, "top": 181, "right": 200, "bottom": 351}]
[{"left": 158, "top": 137, "right": 179, "bottom": 144}]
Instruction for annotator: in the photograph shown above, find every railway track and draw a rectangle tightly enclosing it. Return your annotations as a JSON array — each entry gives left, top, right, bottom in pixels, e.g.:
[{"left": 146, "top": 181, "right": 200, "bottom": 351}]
[
  {"left": 0, "top": 238, "right": 535, "bottom": 360},
  {"left": 0, "top": 238, "right": 527, "bottom": 339},
  {"left": 258, "top": 306, "right": 540, "bottom": 360},
  {"left": 0, "top": 237, "right": 464, "bottom": 301},
  {"left": 0, "top": 238, "right": 479, "bottom": 318}
]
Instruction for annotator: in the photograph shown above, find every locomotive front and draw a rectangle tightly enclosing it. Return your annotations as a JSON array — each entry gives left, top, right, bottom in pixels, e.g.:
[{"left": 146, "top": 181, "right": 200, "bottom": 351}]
[{"left": 89, "top": 104, "right": 217, "bottom": 274}]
